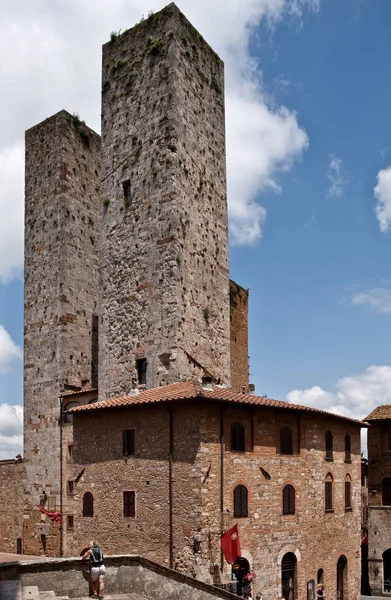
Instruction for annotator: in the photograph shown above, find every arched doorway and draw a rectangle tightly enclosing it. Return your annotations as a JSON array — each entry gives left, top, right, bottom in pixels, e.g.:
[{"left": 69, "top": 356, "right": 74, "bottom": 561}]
[
  {"left": 232, "top": 557, "right": 250, "bottom": 597},
  {"left": 383, "top": 478, "right": 391, "bottom": 506},
  {"left": 383, "top": 549, "right": 391, "bottom": 592},
  {"left": 337, "top": 555, "right": 347, "bottom": 600},
  {"left": 282, "top": 552, "right": 296, "bottom": 600}
]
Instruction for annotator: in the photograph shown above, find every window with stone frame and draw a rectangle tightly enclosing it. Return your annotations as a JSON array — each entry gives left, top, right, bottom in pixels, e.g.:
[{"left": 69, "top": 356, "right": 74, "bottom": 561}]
[
  {"left": 233, "top": 485, "right": 248, "bottom": 518},
  {"left": 344, "top": 435, "right": 351, "bottom": 462},
  {"left": 230, "top": 422, "right": 245, "bottom": 452},
  {"left": 325, "top": 474, "right": 333, "bottom": 511},
  {"left": 280, "top": 426, "right": 293, "bottom": 455},
  {"left": 282, "top": 484, "right": 295, "bottom": 515},
  {"left": 136, "top": 358, "right": 147, "bottom": 386},
  {"left": 83, "top": 491, "right": 94, "bottom": 517},
  {"left": 325, "top": 430, "right": 333, "bottom": 460},
  {"left": 123, "top": 429, "right": 135, "bottom": 456},
  {"left": 123, "top": 491, "right": 135, "bottom": 517},
  {"left": 345, "top": 476, "right": 352, "bottom": 510}
]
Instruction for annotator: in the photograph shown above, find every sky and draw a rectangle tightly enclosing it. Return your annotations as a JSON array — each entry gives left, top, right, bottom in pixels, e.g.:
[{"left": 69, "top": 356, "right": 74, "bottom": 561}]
[{"left": 1, "top": 0, "right": 390, "bottom": 459}]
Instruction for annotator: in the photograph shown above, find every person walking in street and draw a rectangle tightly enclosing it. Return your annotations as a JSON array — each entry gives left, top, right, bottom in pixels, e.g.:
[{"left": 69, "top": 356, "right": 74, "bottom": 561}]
[{"left": 82, "top": 540, "right": 106, "bottom": 599}]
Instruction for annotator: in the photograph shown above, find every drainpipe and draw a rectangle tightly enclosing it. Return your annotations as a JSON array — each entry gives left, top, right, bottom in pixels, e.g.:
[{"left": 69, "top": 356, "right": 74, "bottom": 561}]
[
  {"left": 220, "top": 405, "right": 224, "bottom": 569},
  {"left": 168, "top": 408, "right": 174, "bottom": 568},
  {"left": 59, "top": 395, "right": 63, "bottom": 557}
]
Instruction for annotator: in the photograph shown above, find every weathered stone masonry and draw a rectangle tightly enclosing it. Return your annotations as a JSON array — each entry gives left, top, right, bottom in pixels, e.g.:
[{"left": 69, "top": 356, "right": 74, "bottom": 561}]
[
  {"left": 99, "top": 4, "right": 231, "bottom": 399},
  {"left": 23, "top": 111, "right": 100, "bottom": 553}
]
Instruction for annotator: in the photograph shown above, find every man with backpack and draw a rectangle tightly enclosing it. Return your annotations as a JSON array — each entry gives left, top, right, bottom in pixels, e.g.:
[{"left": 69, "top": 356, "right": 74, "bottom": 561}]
[{"left": 82, "top": 541, "right": 106, "bottom": 599}]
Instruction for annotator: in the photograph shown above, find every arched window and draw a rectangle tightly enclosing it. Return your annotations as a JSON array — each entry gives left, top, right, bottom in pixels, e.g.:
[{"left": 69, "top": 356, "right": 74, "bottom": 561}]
[
  {"left": 345, "top": 475, "right": 352, "bottom": 510},
  {"left": 234, "top": 485, "right": 248, "bottom": 518},
  {"left": 280, "top": 427, "right": 293, "bottom": 455},
  {"left": 325, "top": 474, "right": 333, "bottom": 511},
  {"left": 283, "top": 485, "right": 295, "bottom": 515},
  {"left": 383, "top": 478, "right": 391, "bottom": 506},
  {"left": 231, "top": 422, "right": 245, "bottom": 452},
  {"left": 317, "top": 569, "right": 324, "bottom": 584},
  {"left": 64, "top": 401, "right": 79, "bottom": 423},
  {"left": 344, "top": 435, "right": 351, "bottom": 461},
  {"left": 325, "top": 430, "right": 333, "bottom": 460},
  {"left": 83, "top": 492, "right": 94, "bottom": 517}
]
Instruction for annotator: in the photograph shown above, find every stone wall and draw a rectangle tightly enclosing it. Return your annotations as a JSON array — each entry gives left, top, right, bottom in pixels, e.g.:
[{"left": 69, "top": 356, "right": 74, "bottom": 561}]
[
  {"left": 229, "top": 282, "right": 249, "bottom": 393},
  {"left": 99, "top": 4, "right": 230, "bottom": 400},
  {"left": 0, "top": 458, "right": 23, "bottom": 553},
  {"left": 23, "top": 110, "right": 100, "bottom": 553},
  {"left": 66, "top": 399, "right": 362, "bottom": 599},
  {"left": 0, "top": 555, "right": 238, "bottom": 600},
  {"left": 367, "top": 506, "right": 391, "bottom": 595}
]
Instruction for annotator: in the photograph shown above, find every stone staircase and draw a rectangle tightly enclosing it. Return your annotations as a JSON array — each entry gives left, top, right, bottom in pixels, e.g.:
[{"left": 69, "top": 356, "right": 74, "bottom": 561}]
[{"left": 0, "top": 583, "right": 146, "bottom": 600}]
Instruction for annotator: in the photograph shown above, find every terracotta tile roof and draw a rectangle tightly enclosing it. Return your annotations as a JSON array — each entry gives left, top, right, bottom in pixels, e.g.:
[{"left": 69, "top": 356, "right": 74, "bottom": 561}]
[
  {"left": 69, "top": 381, "right": 366, "bottom": 426},
  {"left": 365, "top": 405, "right": 391, "bottom": 421},
  {"left": 60, "top": 388, "right": 98, "bottom": 397}
]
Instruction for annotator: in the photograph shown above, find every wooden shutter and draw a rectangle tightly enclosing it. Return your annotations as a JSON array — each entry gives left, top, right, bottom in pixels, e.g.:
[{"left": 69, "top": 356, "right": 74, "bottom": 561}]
[
  {"left": 345, "top": 481, "right": 351, "bottom": 509},
  {"left": 325, "top": 481, "right": 333, "bottom": 510},
  {"left": 123, "top": 491, "right": 135, "bottom": 517}
]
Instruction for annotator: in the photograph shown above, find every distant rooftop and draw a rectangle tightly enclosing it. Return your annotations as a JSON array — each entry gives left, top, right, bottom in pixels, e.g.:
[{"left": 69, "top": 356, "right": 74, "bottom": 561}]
[
  {"left": 69, "top": 380, "right": 366, "bottom": 426},
  {"left": 365, "top": 404, "right": 391, "bottom": 421}
]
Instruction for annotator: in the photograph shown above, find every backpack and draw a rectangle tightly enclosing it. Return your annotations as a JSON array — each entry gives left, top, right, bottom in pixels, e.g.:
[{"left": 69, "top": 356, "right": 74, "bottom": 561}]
[{"left": 91, "top": 546, "right": 103, "bottom": 565}]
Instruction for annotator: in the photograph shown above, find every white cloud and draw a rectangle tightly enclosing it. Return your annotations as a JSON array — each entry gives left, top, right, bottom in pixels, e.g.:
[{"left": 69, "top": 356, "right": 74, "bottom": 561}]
[
  {"left": 0, "top": 404, "right": 23, "bottom": 460},
  {"left": 353, "top": 288, "right": 391, "bottom": 314},
  {"left": 287, "top": 365, "right": 391, "bottom": 421},
  {"left": 327, "top": 154, "right": 347, "bottom": 198},
  {"left": 374, "top": 165, "right": 391, "bottom": 233},
  {"left": 0, "top": 0, "right": 317, "bottom": 281},
  {"left": 0, "top": 325, "right": 22, "bottom": 372}
]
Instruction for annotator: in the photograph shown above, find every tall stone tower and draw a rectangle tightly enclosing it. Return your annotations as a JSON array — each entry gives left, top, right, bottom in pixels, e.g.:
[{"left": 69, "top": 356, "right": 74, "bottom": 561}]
[
  {"left": 23, "top": 110, "right": 100, "bottom": 547},
  {"left": 99, "top": 4, "right": 231, "bottom": 399}
]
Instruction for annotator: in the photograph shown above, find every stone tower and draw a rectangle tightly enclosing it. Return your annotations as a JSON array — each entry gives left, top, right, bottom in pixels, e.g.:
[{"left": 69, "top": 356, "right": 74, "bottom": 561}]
[
  {"left": 99, "top": 4, "right": 231, "bottom": 399},
  {"left": 23, "top": 111, "right": 100, "bottom": 539}
]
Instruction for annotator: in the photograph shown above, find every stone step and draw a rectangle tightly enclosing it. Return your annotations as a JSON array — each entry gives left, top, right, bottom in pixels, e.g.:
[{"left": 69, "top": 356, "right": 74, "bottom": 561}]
[
  {"left": 38, "top": 592, "right": 56, "bottom": 599},
  {"left": 22, "top": 586, "right": 40, "bottom": 600}
]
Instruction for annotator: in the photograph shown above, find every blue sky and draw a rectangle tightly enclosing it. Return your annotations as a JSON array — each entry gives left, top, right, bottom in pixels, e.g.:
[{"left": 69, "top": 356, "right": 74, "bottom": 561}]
[{"left": 1, "top": 0, "right": 391, "bottom": 458}]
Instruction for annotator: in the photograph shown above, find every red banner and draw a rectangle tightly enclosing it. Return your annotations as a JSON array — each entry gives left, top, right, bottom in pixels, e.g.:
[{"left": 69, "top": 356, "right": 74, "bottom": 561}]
[
  {"left": 37, "top": 505, "right": 62, "bottom": 524},
  {"left": 221, "top": 524, "right": 241, "bottom": 564}
]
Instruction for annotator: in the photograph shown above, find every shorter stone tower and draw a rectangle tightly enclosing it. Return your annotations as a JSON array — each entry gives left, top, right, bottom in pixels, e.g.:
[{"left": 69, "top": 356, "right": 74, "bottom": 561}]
[
  {"left": 23, "top": 110, "right": 100, "bottom": 553},
  {"left": 99, "top": 4, "right": 231, "bottom": 399}
]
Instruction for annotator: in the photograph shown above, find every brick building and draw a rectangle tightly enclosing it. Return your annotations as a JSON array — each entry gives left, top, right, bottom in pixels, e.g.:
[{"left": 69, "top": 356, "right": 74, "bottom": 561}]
[
  {"left": 60, "top": 381, "right": 364, "bottom": 600},
  {"left": 0, "top": 5, "right": 366, "bottom": 600},
  {"left": 364, "top": 405, "right": 391, "bottom": 595}
]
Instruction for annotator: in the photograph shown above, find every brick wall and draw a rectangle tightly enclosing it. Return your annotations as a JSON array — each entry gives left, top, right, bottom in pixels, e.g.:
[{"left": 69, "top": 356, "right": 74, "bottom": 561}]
[
  {"left": 66, "top": 400, "right": 362, "bottom": 599},
  {"left": 99, "top": 4, "right": 230, "bottom": 400},
  {"left": 0, "top": 458, "right": 23, "bottom": 553}
]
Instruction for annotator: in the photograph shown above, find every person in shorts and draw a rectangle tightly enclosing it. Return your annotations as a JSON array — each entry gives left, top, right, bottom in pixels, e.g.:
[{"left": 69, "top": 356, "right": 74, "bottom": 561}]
[{"left": 82, "top": 541, "right": 106, "bottom": 599}]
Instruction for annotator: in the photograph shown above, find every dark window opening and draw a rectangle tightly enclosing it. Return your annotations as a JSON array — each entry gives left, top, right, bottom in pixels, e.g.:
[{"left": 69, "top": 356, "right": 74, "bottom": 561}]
[
  {"left": 68, "top": 444, "right": 73, "bottom": 459},
  {"left": 280, "top": 427, "right": 293, "bottom": 455},
  {"left": 344, "top": 435, "right": 351, "bottom": 461},
  {"left": 67, "top": 515, "right": 74, "bottom": 530},
  {"left": 230, "top": 422, "right": 245, "bottom": 452},
  {"left": 123, "top": 179, "right": 132, "bottom": 204},
  {"left": 317, "top": 569, "right": 324, "bottom": 584},
  {"left": 233, "top": 485, "right": 248, "bottom": 518},
  {"left": 136, "top": 358, "right": 147, "bottom": 386},
  {"left": 123, "top": 491, "right": 135, "bottom": 517},
  {"left": 123, "top": 429, "right": 135, "bottom": 456},
  {"left": 67, "top": 480, "right": 74, "bottom": 494},
  {"left": 283, "top": 485, "right": 295, "bottom": 515},
  {"left": 325, "top": 479, "right": 333, "bottom": 511},
  {"left": 326, "top": 430, "right": 333, "bottom": 460},
  {"left": 383, "top": 477, "right": 391, "bottom": 506},
  {"left": 345, "top": 480, "right": 352, "bottom": 509},
  {"left": 83, "top": 492, "right": 93, "bottom": 517}
]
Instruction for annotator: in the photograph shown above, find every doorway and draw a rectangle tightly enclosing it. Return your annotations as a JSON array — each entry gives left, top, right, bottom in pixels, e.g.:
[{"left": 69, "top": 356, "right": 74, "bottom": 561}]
[
  {"left": 282, "top": 552, "right": 296, "bottom": 600},
  {"left": 383, "top": 549, "right": 391, "bottom": 592},
  {"left": 232, "top": 557, "right": 250, "bottom": 597},
  {"left": 337, "top": 555, "right": 347, "bottom": 600}
]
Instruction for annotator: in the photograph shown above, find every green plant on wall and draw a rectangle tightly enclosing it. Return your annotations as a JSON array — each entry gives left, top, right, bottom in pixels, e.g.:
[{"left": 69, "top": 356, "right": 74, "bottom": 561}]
[{"left": 146, "top": 36, "right": 166, "bottom": 56}]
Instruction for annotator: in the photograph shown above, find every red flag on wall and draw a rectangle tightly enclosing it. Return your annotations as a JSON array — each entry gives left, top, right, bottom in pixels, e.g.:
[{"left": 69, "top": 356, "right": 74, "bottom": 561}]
[
  {"left": 221, "top": 524, "right": 241, "bottom": 564},
  {"left": 37, "top": 505, "right": 62, "bottom": 524}
]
